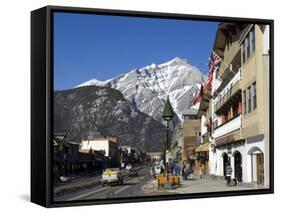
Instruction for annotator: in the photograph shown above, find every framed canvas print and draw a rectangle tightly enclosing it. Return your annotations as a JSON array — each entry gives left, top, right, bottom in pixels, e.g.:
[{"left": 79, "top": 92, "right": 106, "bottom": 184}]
[{"left": 31, "top": 5, "right": 274, "bottom": 207}]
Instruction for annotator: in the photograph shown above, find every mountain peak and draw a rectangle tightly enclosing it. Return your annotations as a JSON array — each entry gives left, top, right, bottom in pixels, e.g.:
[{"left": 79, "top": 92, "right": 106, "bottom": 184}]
[
  {"left": 160, "top": 57, "right": 188, "bottom": 67},
  {"left": 75, "top": 78, "right": 105, "bottom": 88},
  {"left": 75, "top": 57, "right": 203, "bottom": 124}
]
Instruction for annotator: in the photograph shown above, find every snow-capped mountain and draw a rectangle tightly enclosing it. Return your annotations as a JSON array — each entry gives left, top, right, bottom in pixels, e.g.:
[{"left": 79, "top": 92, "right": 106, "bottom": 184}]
[{"left": 76, "top": 57, "right": 204, "bottom": 123}]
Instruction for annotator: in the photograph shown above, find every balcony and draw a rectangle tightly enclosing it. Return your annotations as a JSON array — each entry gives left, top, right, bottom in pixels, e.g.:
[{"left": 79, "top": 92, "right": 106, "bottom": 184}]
[
  {"left": 213, "top": 114, "right": 242, "bottom": 139},
  {"left": 214, "top": 69, "right": 241, "bottom": 112}
]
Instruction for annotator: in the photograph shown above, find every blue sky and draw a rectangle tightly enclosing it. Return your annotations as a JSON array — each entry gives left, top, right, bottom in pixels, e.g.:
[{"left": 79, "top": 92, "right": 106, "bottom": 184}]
[{"left": 54, "top": 12, "right": 218, "bottom": 90}]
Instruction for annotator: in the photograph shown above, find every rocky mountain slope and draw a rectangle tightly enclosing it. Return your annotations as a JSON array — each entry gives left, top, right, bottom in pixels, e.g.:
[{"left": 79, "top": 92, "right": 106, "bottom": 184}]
[
  {"left": 54, "top": 85, "right": 166, "bottom": 152},
  {"left": 76, "top": 57, "right": 203, "bottom": 123}
]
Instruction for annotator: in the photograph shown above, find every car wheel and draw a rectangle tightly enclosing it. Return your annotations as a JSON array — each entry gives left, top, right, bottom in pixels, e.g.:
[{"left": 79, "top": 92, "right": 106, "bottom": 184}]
[{"left": 102, "top": 183, "right": 106, "bottom": 187}]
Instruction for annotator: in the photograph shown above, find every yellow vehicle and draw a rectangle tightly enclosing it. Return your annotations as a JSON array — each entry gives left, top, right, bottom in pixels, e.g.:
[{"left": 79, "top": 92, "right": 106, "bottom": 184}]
[{"left": 101, "top": 168, "right": 124, "bottom": 187}]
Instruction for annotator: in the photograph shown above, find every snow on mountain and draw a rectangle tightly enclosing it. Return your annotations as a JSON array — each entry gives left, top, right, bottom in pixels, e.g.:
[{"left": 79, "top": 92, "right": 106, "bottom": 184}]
[
  {"left": 76, "top": 79, "right": 105, "bottom": 87},
  {"left": 76, "top": 57, "right": 204, "bottom": 123}
]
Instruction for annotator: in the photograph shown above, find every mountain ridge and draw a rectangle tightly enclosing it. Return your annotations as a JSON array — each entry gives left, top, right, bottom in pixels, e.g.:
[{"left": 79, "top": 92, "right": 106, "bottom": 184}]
[
  {"left": 76, "top": 57, "right": 204, "bottom": 123},
  {"left": 54, "top": 85, "right": 166, "bottom": 152}
]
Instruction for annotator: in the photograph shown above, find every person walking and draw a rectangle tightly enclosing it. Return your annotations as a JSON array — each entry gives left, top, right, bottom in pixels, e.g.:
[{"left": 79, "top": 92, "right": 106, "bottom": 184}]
[
  {"left": 236, "top": 166, "right": 242, "bottom": 185},
  {"left": 198, "top": 164, "right": 204, "bottom": 179},
  {"left": 225, "top": 163, "right": 233, "bottom": 186},
  {"left": 182, "top": 164, "right": 186, "bottom": 180}
]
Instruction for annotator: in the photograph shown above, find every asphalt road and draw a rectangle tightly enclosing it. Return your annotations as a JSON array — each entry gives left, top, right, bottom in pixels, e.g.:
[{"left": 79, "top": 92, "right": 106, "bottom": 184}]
[{"left": 54, "top": 166, "right": 152, "bottom": 201}]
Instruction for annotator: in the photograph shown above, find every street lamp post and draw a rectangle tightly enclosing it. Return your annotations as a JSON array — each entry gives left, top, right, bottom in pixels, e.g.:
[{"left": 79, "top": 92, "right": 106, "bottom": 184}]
[{"left": 162, "top": 97, "right": 174, "bottom": 175}]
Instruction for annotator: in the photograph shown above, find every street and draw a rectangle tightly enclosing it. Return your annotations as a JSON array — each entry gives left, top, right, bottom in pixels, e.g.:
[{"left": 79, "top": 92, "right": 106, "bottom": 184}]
[
  {"left": 54, "top": 164, "right": 264, "bottom": 202},
  {"left": 54, "top": 166, "right": 152, "bottom": 201}
]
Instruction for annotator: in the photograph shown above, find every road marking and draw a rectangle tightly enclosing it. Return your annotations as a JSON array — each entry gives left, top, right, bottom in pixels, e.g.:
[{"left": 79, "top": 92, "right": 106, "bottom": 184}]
[
  {"left": 113, "top": 185, "right": 131, "bottom": 195},
  {"left": 68, "top": 186, "right": 110, "bottom": 201},
  {"left": 65, "top": 174, "right": 148, "bottom": 200}
]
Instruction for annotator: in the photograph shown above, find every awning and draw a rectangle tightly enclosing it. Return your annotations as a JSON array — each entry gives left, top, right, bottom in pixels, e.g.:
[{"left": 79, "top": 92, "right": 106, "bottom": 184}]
[
  {"left": 196, "top": 143, "right": 209, "bottom": 152},
  {"left": 215, "top": 129, "right": 244, "bottom": 146}
]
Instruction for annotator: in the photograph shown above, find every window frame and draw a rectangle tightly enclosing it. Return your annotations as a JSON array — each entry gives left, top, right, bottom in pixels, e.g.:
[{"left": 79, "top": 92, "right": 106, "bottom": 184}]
[
  {"left": 250, "top": 28, "right": 256, "bottom": 54},
  {"left": 243, "top": 90, "right": 247, "bottom": 114},
  {"left": 252, "top": 82, "right": 257, "bottom": 110},
  {"left": 247, "top": 86, "right": 252, "bottom": 113}
]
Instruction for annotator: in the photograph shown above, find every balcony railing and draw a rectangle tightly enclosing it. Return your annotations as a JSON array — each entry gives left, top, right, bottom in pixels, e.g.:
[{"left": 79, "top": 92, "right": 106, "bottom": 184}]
[
  {"left": 214, "top": 69, "right": 241, "bottom": 112},
  {"left": 213, "top": 114, "right": 242, "bottom": 139}
]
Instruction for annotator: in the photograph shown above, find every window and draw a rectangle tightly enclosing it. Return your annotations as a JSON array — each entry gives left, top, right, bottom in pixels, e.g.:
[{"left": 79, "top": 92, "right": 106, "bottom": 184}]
[
  {"left": 243, "top": 90, "right": 247, "bottom": 114},
  {"left": 252, "top": 82, "right": 257, "bottom": 110},
  {"left": 241, "top": 26, "right": 255, "bottom": 64},
  {"left": 242, "top": 44, "right": 246, "bottom": 64},
  {"left": 247, "top": 86, "right": 252, "bottom": 113},
  {"left": 250, "top": 28, "right": 255, "bottom": 54},
  {"left": 232, "top": 102, "right": 239, "bottom": 118},
  {"left": 246, "top": 36, "right": 250, "bottom": 59}
]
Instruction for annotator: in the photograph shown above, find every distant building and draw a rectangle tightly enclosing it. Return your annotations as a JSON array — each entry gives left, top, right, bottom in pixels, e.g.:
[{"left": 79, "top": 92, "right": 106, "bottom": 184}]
[
  {"left": 146, "top": 152, "right": 162, "bottom": 160},
  {"left": 80, "top": 137, "right": 118, "bottom": 166},
  {"left": 118, "top": 145, "right": 133, "bottom": 154},
  {"left": 181, "top": 109, "right": 201, "bottom": 166},
  {"left": 53, "top": 133, "right": 80, "bottom": 178},
  {"left": 79, "top": 149, "right": 105, "bottom": 173},
  {"left": 196, "top": 88, "right": 212, "bottom": 176}
]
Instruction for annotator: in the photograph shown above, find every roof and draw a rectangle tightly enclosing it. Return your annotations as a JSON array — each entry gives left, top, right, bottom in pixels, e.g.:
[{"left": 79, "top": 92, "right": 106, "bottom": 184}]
[
  {"left": 182, "top": 108, "right": 198, "bottom": 116},
  {"left": 196, "top": 143, "right": 209, "bottom": 152},
  {"left": 213, "top": 23, "right": 247, "bottom": 58},
  {"left": 84, "top": 137, "right": 117, "bottom": 143},
  {"left": 53, "top": 133, "right": 67, "bottom": 141}
]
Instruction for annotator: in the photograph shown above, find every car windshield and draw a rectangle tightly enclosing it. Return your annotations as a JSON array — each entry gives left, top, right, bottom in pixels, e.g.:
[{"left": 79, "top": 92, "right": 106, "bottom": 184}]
[{"left": 104, "top": 168, "right": 119, "bottom": 174}]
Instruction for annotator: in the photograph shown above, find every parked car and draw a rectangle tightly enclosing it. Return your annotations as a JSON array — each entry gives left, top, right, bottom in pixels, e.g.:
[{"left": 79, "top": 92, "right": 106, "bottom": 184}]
[
  {"left": 126, "top": 164, "right": 132, "bottom": 170},
  {"left": 101, "top": 168, "right": 124, "bottom": 186},
  {"left": 154, "top": 164, "right": 165, "bottom": 175},
  {"left": 128, "top": 168, "right": 138, "bottom": 177}
]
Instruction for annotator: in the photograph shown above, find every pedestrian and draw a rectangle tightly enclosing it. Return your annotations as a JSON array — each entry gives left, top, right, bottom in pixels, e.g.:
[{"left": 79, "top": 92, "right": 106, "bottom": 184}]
[
  {"left": 225, "top": 163, "right": 233, "bottom": 185},
  {"left": 236, "top": 166, "right": 242, "bottom": 185},
  {"left": 160, "top": 165, "right": 165, "bottom": 174},
  {"left": 198, "top": 164, "right": 204, "bottom": 179},
  {"left": 182, "top": 165, "right": 186, "bottom": 180},
  {"left": 167, "top": 162, "right": 172, "bottom": 174},
  {"left": 173, "top": 162, "right": 180, "bottom": 176},
  {"left": 172, "top": 162, "right": 176, "bottom": 175},
  {"left": 176, "top": 163, "right": 180, "bottom": 176}
]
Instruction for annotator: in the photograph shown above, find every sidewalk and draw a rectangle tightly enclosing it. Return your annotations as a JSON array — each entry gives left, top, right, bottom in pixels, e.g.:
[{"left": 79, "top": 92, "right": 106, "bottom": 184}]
[{"left": 141, "top": 175, "right": 264, "bottom": 195}]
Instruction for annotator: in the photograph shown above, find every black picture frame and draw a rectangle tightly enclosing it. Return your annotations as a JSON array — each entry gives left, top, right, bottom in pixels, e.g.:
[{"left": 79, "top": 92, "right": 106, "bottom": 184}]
[{"left": 31, "top": 5, "right": 274, "bottom": 208}]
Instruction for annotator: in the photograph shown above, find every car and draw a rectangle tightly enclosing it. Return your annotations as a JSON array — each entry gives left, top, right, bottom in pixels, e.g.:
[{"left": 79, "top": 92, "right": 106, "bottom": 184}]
[
  {"left": 154, "top": 164, "right": 165, "bottom": 175},
  {"left": 128, "top": 168, "right": 138, "bottom": 177},
  {"left": 125, "top": 164, "right": 132, "bottom": 170},
  {"left": 101, "top": 168, "right": 124, "bottom": 187}
]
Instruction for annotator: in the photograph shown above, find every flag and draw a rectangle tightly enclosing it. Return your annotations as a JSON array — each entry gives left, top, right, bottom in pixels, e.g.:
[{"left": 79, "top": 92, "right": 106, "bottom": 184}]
[
  {"left": 209, "top": 51, "right": 222, "bottom": 72},
  {"left": 206, "top": 51, "right": 222, "bottom": 91},
  {"left": 192, "top": 85, "right": 203, "bottom": 105},
  {"left": 192, "top": 51, "right": 222, "bottom": 104}
]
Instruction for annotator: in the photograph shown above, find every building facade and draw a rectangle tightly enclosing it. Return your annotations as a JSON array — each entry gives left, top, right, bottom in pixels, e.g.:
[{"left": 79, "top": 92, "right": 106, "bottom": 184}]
[
  {"left": 80, "top": 137, "right": 118, "bottom": 167},
  {"left": 53, "top": 133, "right": 80, "bottom": 179},
  {"left": 196, "top": 88, "right": 212, "bottom": 176},
  {"left": 181, "top": 109, "right": 201, "bottom": 170},
  {"left": 210, "top": 23, "right": 270, "bottom": 187}
]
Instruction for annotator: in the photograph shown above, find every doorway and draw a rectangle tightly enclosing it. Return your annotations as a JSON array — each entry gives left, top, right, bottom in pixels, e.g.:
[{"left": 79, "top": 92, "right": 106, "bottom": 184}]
[
  {"left": 256, "top": 153, "right": 264, "bottom": 185},
  {"left": 234, "top": 151, "right": 242, "bottom": 182},
  {"left": 222, "top": 153, "right": 228, "bottom": 178}
]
